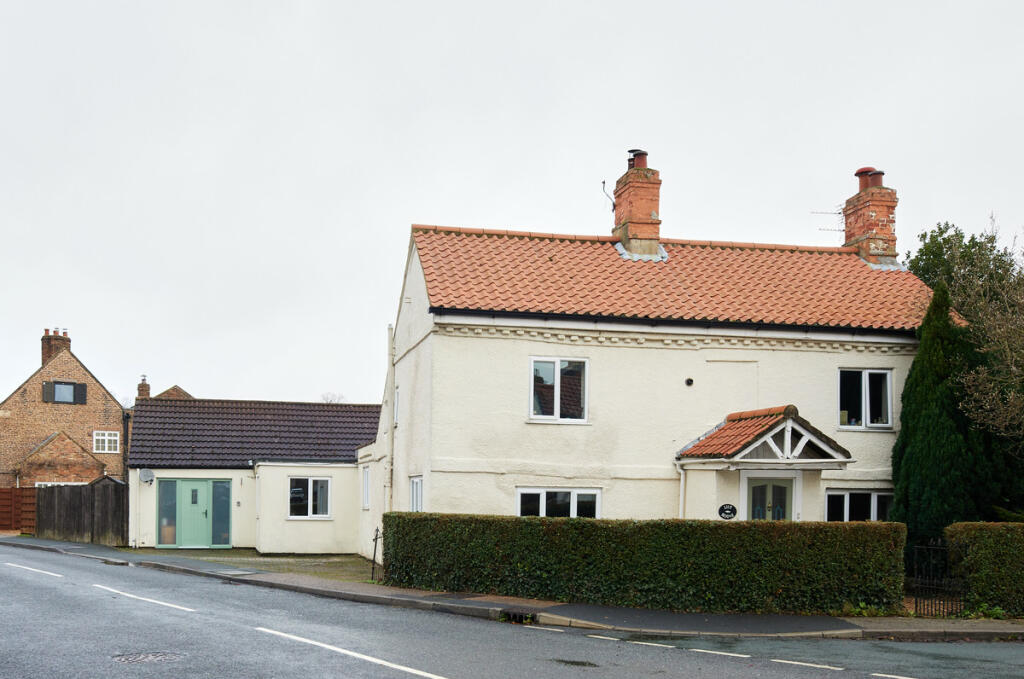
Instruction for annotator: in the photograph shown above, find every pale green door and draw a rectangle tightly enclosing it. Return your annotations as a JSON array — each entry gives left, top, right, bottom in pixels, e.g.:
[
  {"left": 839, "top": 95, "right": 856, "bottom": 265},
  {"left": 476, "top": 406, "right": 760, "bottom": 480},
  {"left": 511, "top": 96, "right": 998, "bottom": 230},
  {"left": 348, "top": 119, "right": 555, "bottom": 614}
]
[
  {"left": 748, "top": 479, "right": 793, "bottom": 520},
  {"left": 179, "top": 480, "right": 211, "bottom": 547}
]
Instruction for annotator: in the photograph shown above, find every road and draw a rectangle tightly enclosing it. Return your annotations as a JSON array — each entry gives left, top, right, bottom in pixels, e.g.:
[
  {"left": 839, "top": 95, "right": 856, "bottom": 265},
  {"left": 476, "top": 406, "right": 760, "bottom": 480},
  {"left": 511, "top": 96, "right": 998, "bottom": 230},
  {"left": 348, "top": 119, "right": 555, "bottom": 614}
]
[{"left": 1, "top": 544, "right": 1022, "bottom": 678}]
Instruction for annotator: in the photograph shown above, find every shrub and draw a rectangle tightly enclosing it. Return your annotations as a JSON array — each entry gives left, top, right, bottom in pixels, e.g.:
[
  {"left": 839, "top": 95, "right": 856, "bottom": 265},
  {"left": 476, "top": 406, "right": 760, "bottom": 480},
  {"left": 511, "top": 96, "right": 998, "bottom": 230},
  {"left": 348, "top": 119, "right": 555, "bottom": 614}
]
[
  {"left": 383, "top": 513, "right": 905, "bottom": 614},
  {"left": 946, "top": 522, "right": 1024, "bottom": 616}
]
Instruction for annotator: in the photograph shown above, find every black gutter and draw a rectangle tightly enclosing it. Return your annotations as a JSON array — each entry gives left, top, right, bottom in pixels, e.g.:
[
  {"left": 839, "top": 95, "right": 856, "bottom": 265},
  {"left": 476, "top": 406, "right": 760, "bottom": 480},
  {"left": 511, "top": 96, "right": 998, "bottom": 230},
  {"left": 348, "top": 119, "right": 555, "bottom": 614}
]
[{"left": 429, "top": 307, "right": 919, "bottom": 338}]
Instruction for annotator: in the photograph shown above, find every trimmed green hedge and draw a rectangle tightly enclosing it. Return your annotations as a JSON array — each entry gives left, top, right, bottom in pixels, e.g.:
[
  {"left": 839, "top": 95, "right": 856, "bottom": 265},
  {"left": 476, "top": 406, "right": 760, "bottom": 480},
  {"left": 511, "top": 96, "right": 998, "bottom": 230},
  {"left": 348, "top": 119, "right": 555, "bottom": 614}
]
[
  {"left": 383, "top": 513, "right": 905, "bottom": 613},
  {"left": 946, "top": 522, "right": 1024, "bottom": 616}
]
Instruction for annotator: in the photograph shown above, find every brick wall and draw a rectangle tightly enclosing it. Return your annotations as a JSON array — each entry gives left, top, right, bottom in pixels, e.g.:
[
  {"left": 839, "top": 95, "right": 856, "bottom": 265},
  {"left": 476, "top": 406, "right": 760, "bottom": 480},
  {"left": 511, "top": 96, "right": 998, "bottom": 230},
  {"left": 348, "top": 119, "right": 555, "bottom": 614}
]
[
  {"left": 0, "top": 350, "right": 124, "bottom": 488},
  {"left": 16, "top": 432, "right": 107, "bottom": 487}
]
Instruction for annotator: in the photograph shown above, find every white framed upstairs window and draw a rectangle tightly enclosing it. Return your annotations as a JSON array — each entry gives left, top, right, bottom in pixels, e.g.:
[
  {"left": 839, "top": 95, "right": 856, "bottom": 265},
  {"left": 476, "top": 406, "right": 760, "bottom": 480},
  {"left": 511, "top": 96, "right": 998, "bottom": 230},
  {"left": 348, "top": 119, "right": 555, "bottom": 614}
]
[
  {"left": 530, "top": 357, "right": 588, "bottom": 422},
  {"left": 838, "top": 369, "right": 892, "bottom": 429},
  {"left": 409, "top": 476, "right": 423, "bottom": 512},
  {"left": 516, "top": 487, "right": 600, "bottom": 518},
  {"left": 93, "top": 431, "right": 120, "bottom": 453},
  {"left": 361, "top": 467, "right": 371, "bottom": 510}
]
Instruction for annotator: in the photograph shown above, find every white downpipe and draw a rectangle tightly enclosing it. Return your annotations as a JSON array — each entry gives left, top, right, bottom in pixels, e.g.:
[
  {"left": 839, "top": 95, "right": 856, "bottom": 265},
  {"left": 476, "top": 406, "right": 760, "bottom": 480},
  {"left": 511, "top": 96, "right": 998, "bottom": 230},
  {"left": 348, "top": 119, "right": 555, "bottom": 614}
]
[{"left": 676, "top": 463, "right": 686, "bottom": 519}]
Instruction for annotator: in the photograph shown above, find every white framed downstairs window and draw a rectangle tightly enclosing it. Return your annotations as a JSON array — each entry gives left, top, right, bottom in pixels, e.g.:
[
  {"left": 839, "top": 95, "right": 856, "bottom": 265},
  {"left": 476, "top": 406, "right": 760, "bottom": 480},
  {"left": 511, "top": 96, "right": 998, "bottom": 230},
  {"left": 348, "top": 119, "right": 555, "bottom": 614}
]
[
  {"left": 93, "top": 431, "right": 120, "bottom": 453},
  {"left": 529, "top": 357, "right": 588, "bottom": 422},
  {"left": 361, "top": 466, "right": 371, "bottom": 510},
  {"left": 838, "top": 369, "right": 892, "bottom": 429},
  {"left": 517, "top": 488, "right": 600, "bottom": 518},
  {"left": 289, "top": 477, "right": 330, "bottom": 519},
  {"left": 825, "top": 490, "right": 894, "bottom": 521},
  {"left": 409, "top": 476, "right": 423, "bottom": 512}
]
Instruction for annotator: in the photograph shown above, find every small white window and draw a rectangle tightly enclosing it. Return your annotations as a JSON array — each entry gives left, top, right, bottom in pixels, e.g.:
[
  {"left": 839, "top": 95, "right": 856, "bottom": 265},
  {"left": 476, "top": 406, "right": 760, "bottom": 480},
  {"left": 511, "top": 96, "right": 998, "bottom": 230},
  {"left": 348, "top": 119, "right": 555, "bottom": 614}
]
[
  {"left": 530, "top": 357, "right": 588, "bottom": 422},
  {"left": 409, "top": 476, "right": 423, "bottom": 512},
  {"left": 516, "top": 487, "right": 601, "bottom": 518},
  {"left": 361, "top": 467, "right": 371, "bottom": 510},
  {"left": 838, "top": 369, "right": 892, "bottom": 429},
  {"left": 825, "top": 491, "right": 893, "bottom": 521},
  {"left": 93, "top": 431, "right": 120, "bottom": 453},
  {"left": 289, "top": 477, "right": 330, "bottom": 518}
]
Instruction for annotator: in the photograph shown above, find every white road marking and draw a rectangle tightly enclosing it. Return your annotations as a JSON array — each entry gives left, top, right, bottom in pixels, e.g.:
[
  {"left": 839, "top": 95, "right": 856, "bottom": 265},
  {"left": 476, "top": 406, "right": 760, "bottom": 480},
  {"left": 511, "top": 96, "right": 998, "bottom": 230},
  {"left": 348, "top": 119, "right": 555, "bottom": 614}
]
[
  {"left": 629, "top": 641, "right": 675, "bottom": 648},
  {"left": 523, "top": 625, "right": 564, "bottom": 632},
  {"left": 256, "top": 627, "right": 450, "bottom": 679},
  {"left": 92, "top": 584, "right": 195, "bottom": 612},
  {"left": 586, "top": 634, "right": 620, "bottom": 641},
  {"left": 5, "top": 562, "right": 63, "bottom": 578},
  {"left": 772, "top": 658, "right": 844, "bottom": 670},
  {"left": 872, "top": 674, "right": 919, "bottom": 679},
  {"left": 689, "top": 648, "right": 752, "bottom": 658}
]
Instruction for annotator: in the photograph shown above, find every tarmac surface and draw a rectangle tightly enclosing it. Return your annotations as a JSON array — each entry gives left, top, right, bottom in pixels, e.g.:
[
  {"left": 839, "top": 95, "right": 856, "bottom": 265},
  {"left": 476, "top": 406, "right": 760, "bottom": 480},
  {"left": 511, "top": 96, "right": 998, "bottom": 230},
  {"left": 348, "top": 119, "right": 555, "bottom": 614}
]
[{"left": 3, "top": 534, "right": 1022, "bottom": 642}]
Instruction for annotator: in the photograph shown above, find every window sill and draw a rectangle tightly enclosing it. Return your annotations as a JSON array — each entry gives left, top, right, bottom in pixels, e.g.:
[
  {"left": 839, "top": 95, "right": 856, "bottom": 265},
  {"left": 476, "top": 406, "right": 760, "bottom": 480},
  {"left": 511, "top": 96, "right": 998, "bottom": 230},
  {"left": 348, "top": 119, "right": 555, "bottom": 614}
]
[
  {"left": 526, "top": 419, "right": 591, "bottom": 426},
  {"left": 287, "top": 516, "right": 333, "bottom": 521},
  {"left": 836, "top": 426, "right": 895, "bottom": 433}
]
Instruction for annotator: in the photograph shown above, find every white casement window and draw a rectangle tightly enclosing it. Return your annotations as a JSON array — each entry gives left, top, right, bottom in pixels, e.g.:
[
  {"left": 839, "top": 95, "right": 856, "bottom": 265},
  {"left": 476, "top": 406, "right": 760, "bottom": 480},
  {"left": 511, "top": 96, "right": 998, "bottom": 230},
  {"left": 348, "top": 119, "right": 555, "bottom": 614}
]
[
  {"left": 361, "top": 467, "right": 371, "bottom": 510},
  {"left": 409, "top": 476, "right": 423, "bottom": 512},
  {"left": 825, "top": 490, "right": 894, "bottom": 521},
  {"left": 93, "top": 431, "right": 120, "bottom": 453},
  {"left": 529, "top": 357, "right": 588, "bottom": 422},
  {"left": 289, "top": 477, "right": 330, "bottom": 518},
  {"left": 838, "top": 369, "right": 892, "bottom": 429},
  {"left": 516, "top": 488, "right": 601, "bottom": 518}
]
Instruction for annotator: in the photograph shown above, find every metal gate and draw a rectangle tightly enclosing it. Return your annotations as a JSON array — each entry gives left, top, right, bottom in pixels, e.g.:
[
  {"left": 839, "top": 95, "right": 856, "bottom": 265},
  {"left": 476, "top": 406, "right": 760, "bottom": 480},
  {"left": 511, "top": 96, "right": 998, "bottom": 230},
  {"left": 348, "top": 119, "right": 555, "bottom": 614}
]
[{"left": 906, "top": 540, "right": 964, "bottom": 616}]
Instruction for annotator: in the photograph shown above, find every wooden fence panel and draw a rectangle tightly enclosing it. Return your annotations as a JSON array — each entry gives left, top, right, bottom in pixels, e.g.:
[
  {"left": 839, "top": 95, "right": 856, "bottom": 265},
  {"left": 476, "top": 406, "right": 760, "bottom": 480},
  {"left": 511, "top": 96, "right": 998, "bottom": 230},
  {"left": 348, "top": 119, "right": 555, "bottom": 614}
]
[
  {"left": 19, "top": 488, "right": 36, "bottom": 534},
  {"left": 0, "top": 489, "right": 36, "bottom": 533},
  {"left": 0, "top": 489, "right": 13, "bottom": 530},
  {"left": 34, "top": 482, "right": 126, "bottom": 545}
]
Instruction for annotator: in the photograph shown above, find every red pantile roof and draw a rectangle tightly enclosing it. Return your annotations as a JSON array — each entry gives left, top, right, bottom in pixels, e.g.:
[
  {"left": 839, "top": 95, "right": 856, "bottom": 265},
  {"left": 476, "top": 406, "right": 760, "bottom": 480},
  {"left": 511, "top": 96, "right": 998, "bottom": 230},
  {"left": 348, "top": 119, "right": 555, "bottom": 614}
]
[
  {"left": 412, "top": 226, "right": 932, "bottom": 331},
  {"left": 677, "top": 406, "right": 792, "bottom": 459}
]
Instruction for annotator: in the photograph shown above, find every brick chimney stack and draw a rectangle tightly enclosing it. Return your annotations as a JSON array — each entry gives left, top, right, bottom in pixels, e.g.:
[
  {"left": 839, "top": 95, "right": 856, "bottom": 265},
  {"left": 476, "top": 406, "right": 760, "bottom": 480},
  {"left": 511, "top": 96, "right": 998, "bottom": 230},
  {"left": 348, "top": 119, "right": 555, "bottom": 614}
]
[
  {"left": 843, "top": 167, "right": 898, "bottom": 264},
  {"left": 41, "top": 328, "right": 71, "bottom": 366},
  {"left": 137, "top": 375, "right": 151, "bottom": 400},
  {"left": 613, "top": 149, "right": 662, "bottom": 256}
]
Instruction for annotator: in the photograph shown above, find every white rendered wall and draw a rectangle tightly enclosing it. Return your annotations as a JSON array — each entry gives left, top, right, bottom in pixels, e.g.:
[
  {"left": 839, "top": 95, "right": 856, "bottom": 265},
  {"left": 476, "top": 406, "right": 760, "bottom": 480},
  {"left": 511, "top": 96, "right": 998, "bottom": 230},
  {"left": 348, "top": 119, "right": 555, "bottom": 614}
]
[
  {"left": 255, "top": 463, "right": 358, "bottom": 554},
  {"left": 128, "top": 468, "right": 258, "bottom": 548}
]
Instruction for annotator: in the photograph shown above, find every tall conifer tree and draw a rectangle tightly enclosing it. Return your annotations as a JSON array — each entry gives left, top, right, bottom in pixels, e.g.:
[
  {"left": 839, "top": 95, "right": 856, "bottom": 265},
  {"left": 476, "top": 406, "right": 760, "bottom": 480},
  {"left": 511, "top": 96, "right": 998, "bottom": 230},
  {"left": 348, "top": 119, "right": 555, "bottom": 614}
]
[{"left": 890, "top": 281, "right": 996, "bottom": 544}]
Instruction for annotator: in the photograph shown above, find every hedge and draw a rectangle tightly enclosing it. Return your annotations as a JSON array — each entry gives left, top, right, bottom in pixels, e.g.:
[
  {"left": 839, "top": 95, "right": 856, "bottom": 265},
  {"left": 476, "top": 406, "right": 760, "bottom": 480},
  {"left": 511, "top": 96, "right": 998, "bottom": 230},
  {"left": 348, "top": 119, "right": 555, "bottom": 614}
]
[
  {"left": 383, "top": 513, "right": 905, "bottom": 614},
  {"left": 946, "top": 522, "right": 1024, "bottom": 616}
]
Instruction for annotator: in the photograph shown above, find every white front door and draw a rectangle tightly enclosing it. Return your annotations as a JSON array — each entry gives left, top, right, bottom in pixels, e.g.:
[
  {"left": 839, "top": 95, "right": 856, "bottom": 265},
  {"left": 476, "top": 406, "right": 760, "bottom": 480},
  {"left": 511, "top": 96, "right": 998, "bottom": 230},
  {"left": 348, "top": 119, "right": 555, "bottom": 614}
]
[{"left": 747, "top": 479, "right": 794, "bottom": 521}]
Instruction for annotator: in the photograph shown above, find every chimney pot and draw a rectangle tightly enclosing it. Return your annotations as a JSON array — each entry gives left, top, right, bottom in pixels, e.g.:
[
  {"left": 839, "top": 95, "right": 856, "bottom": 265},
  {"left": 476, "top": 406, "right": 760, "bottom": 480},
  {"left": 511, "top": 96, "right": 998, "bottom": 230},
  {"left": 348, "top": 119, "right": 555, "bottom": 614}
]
[
  {"left": 854, "top": 166, "right": 876, "bottom": 191},
  {"left": 44, "top": 328, "right": 49, "bottom": 336},
  {"left": 868, "top": 170, "right": 885, "bottom": 188}
]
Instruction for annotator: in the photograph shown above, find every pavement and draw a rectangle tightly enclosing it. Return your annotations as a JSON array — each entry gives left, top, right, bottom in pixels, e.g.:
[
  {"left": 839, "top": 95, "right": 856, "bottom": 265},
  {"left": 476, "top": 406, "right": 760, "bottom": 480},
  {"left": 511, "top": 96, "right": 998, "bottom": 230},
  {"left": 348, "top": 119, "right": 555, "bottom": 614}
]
[{"left": 3, "top": 534, "right": 1022, "bottom": 642}]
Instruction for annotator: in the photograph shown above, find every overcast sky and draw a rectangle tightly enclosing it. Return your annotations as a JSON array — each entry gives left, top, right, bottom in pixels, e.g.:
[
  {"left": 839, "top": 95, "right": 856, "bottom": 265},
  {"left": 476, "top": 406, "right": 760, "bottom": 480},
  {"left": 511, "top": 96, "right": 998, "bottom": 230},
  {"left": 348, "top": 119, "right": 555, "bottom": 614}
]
[{"left": 2, "top": 1, "right": 1021, "bottom": 406}]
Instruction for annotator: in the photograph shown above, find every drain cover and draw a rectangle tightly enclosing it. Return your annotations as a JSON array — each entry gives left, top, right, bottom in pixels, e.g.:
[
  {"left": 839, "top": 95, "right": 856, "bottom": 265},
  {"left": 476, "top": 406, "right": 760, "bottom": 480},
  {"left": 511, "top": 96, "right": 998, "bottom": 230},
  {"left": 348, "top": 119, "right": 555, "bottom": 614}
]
[{"left": 112, "top": 652, "right": 183, "bottom": 664}]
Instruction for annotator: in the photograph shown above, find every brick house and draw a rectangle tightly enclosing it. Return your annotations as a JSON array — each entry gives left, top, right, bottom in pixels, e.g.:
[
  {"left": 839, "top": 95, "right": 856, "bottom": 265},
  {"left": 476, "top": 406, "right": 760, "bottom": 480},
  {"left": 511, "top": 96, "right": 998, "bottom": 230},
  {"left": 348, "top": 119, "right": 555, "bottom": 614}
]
[{"left": 0, "top": 330, "right": 126, "bottom": 487}]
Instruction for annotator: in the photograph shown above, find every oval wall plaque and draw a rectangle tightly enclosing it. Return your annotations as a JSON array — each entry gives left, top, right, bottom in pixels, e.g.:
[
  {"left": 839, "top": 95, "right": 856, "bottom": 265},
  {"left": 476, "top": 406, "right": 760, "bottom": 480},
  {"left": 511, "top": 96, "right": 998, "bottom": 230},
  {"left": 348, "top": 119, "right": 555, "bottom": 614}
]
[{"left": 718, "top": 504, "right": 737, "bottom": 520}]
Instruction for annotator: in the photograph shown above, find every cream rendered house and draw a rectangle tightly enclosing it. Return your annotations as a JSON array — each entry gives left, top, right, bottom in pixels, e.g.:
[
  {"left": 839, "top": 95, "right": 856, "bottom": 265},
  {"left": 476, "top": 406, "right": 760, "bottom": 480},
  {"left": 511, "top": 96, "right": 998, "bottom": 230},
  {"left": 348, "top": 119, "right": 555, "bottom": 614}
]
[
  {"left": 357, "top": 151, "right": 931, "bottom": 559},
  {"left": 128, "top": 397, "right": 379, "bottom": 553}
]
